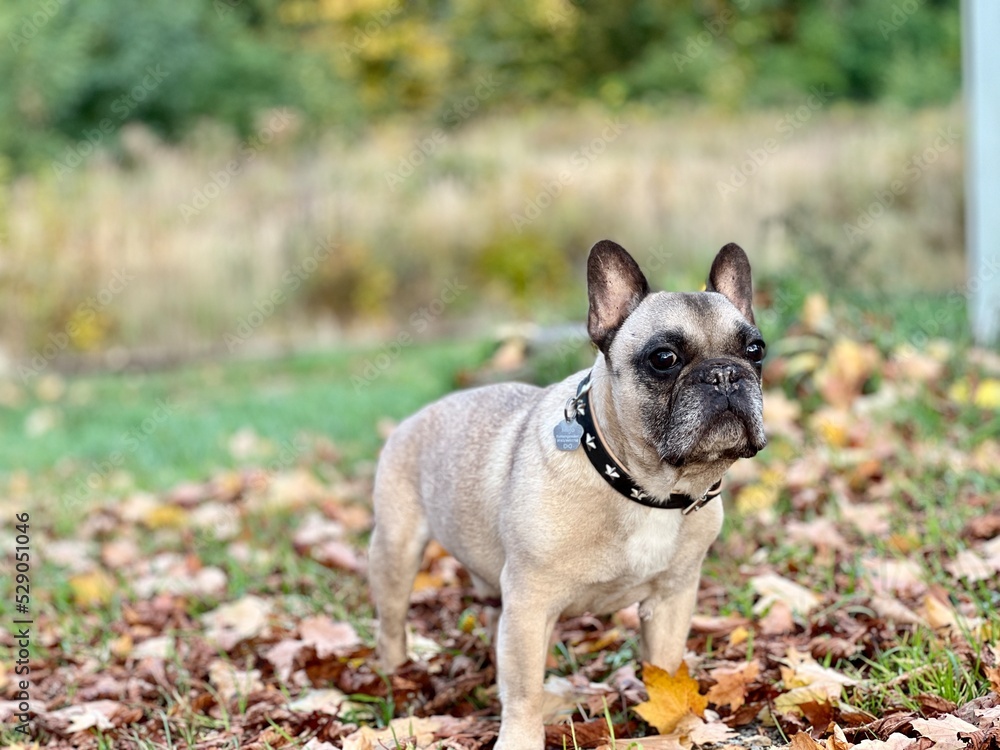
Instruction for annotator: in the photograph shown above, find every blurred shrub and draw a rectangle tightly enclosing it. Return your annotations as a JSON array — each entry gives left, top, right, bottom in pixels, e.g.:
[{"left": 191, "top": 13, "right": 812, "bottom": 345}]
[
  {"left": 473, "top": 232, "right": 573, "bottom": 311},
  {"left": 0, "top": 0, "right": 357, "bottom": 170},
  {"left": 0, "top": 0, "right": 960, "bottom": 173}
]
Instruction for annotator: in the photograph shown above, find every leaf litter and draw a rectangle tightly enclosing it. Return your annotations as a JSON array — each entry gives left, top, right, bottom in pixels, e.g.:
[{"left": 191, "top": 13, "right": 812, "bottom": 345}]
[{"left": 2, "top": 297, "right": 1000, "bottom": 748}]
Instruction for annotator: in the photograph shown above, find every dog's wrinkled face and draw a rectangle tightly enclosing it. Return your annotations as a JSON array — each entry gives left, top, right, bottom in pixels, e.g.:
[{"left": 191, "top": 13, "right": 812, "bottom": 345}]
[
  {"left": 613, "top": 292, "right": 767, "bottom": 466},
  {"left": 587, "top": 240, "right": 767, "bottom": 468}
]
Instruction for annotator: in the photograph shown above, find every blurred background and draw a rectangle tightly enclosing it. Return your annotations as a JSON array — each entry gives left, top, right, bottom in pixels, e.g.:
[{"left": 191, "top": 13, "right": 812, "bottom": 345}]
[{"left": 0, "top": 0, "right": 977, "bottom": 487}]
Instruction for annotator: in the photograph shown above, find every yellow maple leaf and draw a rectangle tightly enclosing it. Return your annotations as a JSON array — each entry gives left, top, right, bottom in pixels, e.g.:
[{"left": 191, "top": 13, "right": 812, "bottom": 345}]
[
  {"left": 69, "top": 570, "right": 115, "bottom": 608},
  {"left": 635, "top": 662, "right": 707, "bottom": 734},
  {"left": 974, "top": 379, "right": 1000, "bottom": 409}
]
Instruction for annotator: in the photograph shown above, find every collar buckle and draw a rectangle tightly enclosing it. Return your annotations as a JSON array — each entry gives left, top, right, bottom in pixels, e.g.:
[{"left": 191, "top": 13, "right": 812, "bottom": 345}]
[{"left": 681, "top": 494, "right": 712, "bottom": 515}]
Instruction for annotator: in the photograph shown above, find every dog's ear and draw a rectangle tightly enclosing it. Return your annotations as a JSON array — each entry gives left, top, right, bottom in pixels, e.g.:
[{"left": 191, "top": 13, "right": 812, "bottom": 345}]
[
  {"left": 706, "top": 242, "right": 755, "bottom": 324},
  {"left": 587, "top": 240, "right": 649, "bottom": 354}
]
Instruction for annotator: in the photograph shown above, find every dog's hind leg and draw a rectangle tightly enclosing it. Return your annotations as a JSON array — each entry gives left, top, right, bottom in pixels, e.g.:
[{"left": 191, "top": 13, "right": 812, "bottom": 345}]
[{"left": 369, "top": 468, "right": 429, "bottom": 673}]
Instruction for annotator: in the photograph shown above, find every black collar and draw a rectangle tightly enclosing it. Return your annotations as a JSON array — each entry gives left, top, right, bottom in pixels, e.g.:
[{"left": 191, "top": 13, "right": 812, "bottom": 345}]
[{"left": 570, "top": 373, "right": 722, "bottom": 513}]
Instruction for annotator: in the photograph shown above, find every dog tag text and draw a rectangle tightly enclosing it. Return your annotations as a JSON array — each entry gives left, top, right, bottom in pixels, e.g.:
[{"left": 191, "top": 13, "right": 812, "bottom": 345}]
[{"left": 553, "top": 419, "right": 584, "bottom": 451}]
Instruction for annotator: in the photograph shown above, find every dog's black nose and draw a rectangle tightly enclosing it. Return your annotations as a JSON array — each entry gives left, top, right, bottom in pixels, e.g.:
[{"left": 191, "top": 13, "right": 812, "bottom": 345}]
[{"left": 698, "top": 360, "right": 744, "bottom": 390}]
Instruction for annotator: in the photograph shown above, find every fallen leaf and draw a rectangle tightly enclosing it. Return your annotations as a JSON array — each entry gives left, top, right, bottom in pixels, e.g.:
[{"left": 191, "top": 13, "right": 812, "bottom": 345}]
[
  {"left": 202, "top": 595, "right": 271, "bottom": 650},
  {"left": 288, "top": 688, "right": 348, "bottom": 715},
  {"left": 790, "top": 732, "right": 824, "bottom": 750},
  {"left": 142, "top": 504, "right": 188, "bottom": 530},
  {"left": 706, "top": 660, "right": 760, "bottom": 711},
  {"left": 340, "top": 716, "right": 444, "bottom": 750},
  {"left": 787, "top": 518, "right": 848, "bottom": 553},
  {"left": 207, "top": 660, "right": 264, "bottom": 702},
  {"left": 689, "top": 614, "right": 748, "bottom": 637},
  {"left": 597, "top": 735, "right": 686, "bottom": 750},
  {"left": 944, "top": 549, "right": 994, "bottom": 582},
  {"left": 735, "top": 470, "right": 783, "bottom": 516},
  {"left": 838, "top": 499, "right": 891, "bottom": 537},
  {"left": 312, "top": 540, "right": 363, "bottom": 572},
  {"left": 635, "top": 662, "right": 708, "bottom": 734},
  {"left": 774, "top": 685, "right": 841, "bottom": 716},
  {"left": 870, "top": 595, "right": 926, "bottom": 626},
  {"left": 263, "top": 469, "right": 328, "bottom": 509},
  {"left": 974, "top": 379, "right": 1000, "bottom": 408},
  {"left": 862, "top": 558, "right": 926, "bottom": 597},
  {"left": 816, "top": 339, "right": 880, "bottom": 407},
  {"left": 911, "top": 715, "right": 979, "bottom": 750},
  {"left": 540, "top": 675, "right": 616, "bottom": 723},
  {"left": 686, "top": 715, "right": 737, "bottom": 744},
  {"left": 265, "top": 639, "right": 306, "bottom": 682},
  {"left": 751, "top": 573, "right": 820, "bottom": 616},
  {"left": 852, "top": 733, "right": 919, "bottom": 750},
  {"left": 40, "top": 700, "right": 140, "bottom": 734},
  {"left": 68, "top": 570, "right": 116, "bottom": 609},
  {"left": 299, "top": 616, "right": 361, "bottom": 659},
  {"left": 764, "top": 390, "right": 803, "bottom": 439},
  {"left": 781, "top": 649, "right": 856, "bottom": 690},
  {"left": 759, "top": 600, "right": 797, "bottom": 635}
]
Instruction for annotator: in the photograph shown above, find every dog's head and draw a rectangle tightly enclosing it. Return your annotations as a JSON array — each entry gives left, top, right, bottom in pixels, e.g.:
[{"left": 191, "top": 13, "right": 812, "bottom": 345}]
[{"left": 587, "top": 240, "right": 767, "bottom": 467}]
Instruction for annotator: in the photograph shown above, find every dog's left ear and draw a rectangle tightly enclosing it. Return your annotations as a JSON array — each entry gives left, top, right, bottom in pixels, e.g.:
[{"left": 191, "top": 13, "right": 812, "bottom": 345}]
[
  {"left": 706, "top": 242, "right": 755, "bottom": 324},
  {"left": 587, "top": 239, "right": 649, "bottom": 354}
]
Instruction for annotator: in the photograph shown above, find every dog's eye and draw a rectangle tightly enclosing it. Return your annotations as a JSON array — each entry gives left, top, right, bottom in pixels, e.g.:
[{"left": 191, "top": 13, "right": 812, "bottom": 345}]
[
  {"left": 649, "top": 349, "right": 679, "bottom": 372},
  {"left": 745, "top": 341, "right": 766, "bottom": 363}
]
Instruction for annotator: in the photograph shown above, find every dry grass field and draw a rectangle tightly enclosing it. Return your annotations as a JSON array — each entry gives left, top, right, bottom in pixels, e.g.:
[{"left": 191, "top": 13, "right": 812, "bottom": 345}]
[{"left": 0, "top": 103, "right": 963, "bottom": 370}]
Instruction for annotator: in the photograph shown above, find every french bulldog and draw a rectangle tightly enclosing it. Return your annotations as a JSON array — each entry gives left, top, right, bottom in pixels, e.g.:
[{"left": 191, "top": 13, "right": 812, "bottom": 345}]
[{"left": 369, "top": 240, "right": 767, "bottom": 749}]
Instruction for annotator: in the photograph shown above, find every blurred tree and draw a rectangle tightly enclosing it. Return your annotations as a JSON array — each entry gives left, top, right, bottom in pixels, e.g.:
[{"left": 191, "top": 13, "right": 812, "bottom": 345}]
[
  {"left": 0, "top": 0, "right": 356, "bottom": 169},
  {"left": 0, "top": 0, "right": 961, "bottom": 172}
]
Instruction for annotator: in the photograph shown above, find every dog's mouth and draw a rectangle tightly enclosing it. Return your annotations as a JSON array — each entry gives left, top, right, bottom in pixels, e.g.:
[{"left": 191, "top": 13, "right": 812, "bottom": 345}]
[{"left": 658, "top": 400, "right": 766, "bottom": 467}]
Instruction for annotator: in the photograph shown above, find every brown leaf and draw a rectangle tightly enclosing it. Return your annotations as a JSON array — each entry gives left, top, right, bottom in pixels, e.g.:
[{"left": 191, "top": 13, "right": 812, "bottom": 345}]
[
  {"left": 852, "top": 733, "right": 920, "bottom": 750},
  {"left": 911, "top": 715, "right": 979, "bottom": 750},
  {"left": 791, "top": 732, "right": 825, "bottom": 750},
  {"left": 207, "top": 660, "right": 264, "bottom": 702},
  {"left": 545, "top": 718, "right": 613, "bottom": 749},
  {"left": 944, "top": 549, "right": 994, "bottom": 583},
  {"left": 312, "top": 540, "right": 363, "bottom": 572},
  {"left": 265, "top": 639, "right": 307, "bottom": 682},
  {"left": 202, "top": 595, "right": 272, "bottom": 650},
  {"left": 299, "top": 616, "right": 362, "bottom": 659},
  {"left": 40, "top": 700, "right": 141, "bottom": 734},
  {"left": 706, "top": 660, "right": 760, "bottom": 711},
  {"left": 759, "top": 600, "right": 797, "bottom": 635},
  {"left": 751, "top": 573, "right": 821, "bottom": 616},
  {"left": 916, "top": 693, "right": 958, "bottom": 716},
  {"left": 340, "top": 716, "right": 444, "bottom": 750},
  {"left": 689, "top": 614, "right": 749, "bottom": 637}
]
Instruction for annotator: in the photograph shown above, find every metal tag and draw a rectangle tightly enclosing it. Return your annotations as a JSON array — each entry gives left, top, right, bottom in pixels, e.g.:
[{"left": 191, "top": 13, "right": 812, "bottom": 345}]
[{"left": 553, "top": 419, "right": 584, "bottom": 451}]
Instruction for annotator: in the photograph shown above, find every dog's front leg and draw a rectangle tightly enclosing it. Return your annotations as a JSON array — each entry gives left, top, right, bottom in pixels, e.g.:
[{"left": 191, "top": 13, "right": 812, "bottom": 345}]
[
  {"left": 639, "top": 575, "right": 700, "bottom": 674},
  {"left": 494, "top": 578, "right": 558, "bottom": 750}
]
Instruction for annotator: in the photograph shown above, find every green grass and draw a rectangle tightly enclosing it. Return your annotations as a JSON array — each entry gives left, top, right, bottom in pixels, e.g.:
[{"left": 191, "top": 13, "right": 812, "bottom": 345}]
[{"left": 0, "top": 339, "right": 493, "bottom": 490}]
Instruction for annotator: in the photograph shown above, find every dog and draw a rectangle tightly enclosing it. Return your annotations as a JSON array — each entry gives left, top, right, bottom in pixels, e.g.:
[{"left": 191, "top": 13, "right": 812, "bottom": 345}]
[{"left": 369, "top": 240, "right": 767, "bottom": 749}]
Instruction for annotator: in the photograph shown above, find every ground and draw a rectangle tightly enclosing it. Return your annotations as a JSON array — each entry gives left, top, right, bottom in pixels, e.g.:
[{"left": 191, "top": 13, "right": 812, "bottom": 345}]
[{"left": 0, "top": 290, "right": 999, "bottom": 749}]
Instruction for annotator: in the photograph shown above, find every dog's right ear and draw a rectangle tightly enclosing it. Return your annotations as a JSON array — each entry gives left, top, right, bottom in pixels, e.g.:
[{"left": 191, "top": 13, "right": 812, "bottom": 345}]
[{"left": 587, "top": 240, "right": 649, "bottom": 354}]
